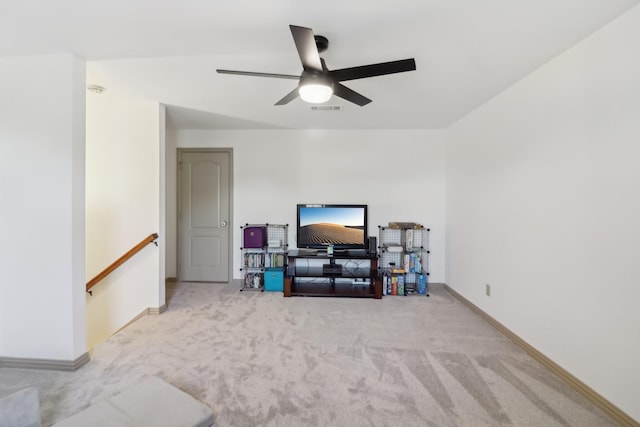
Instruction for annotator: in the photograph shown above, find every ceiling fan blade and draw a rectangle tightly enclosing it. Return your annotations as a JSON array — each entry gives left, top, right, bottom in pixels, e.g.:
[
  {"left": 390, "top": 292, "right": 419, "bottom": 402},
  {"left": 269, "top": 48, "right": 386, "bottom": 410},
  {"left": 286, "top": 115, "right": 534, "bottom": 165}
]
[
  {"left": 333, "top": 83, "right": 372, "bottom": 106},
  {"left": 289, "top": 25, "right": 323, "bottom": 71},
  {"left": 216, "top": 69, "right": 299, "bottom": 80},
  {"left": 275, "top": 87, "right": 300, "bottom": 105},
  {"left": 330, "top": 58, "right": 416, "bottom": 82}
]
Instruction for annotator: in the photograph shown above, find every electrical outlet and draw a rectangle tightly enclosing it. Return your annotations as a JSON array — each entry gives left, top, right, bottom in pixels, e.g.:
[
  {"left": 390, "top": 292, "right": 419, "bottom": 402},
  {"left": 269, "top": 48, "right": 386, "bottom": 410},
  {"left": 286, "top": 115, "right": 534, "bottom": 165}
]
[{"left": 486, "top": 284, "right": 491, "bottom": 297}]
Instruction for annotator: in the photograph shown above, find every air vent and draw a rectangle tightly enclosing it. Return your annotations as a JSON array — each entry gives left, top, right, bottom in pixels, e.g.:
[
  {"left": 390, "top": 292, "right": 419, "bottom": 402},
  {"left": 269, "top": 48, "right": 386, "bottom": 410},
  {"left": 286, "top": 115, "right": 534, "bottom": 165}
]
[{"left": 310, "top": 105, "right": 341, "bottom": 112}]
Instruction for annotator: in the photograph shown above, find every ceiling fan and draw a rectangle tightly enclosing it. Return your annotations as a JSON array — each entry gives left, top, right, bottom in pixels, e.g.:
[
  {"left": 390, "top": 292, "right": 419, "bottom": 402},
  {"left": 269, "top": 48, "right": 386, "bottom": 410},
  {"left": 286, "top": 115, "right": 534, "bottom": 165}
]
[{"left": 216, "top": 25, "right": 416, "bottom": 106}]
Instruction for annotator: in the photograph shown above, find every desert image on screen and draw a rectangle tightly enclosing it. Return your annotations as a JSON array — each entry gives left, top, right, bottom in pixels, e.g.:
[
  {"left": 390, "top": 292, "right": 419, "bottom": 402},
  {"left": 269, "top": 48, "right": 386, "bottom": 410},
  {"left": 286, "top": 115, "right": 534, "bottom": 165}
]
[
  {"left": 299, "top": 207, "right": 365, "bottom": 245},
  {"left": 299, "top": 223, "right": 364, "bottom": 245}
]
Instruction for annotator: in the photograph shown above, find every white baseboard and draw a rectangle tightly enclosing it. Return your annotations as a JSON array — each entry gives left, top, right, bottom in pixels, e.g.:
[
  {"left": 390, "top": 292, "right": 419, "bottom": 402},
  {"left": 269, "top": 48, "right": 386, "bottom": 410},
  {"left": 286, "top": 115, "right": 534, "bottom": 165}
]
[
  {"left": 149, "top": 304, "right": 167, "bottom": 315},
  {"left": 0, "top": 352, "right": 90, "bottom": 371},
  {"left": 113, "top": 304, "right": 167, "bottom": 335}
]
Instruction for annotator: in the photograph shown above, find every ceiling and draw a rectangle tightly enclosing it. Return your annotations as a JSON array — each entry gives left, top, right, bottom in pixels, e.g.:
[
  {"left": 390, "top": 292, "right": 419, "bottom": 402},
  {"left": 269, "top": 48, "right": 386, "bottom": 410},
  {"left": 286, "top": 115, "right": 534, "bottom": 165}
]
[{"left": 2, "top": 0, "right": 638, "bottom": 129}]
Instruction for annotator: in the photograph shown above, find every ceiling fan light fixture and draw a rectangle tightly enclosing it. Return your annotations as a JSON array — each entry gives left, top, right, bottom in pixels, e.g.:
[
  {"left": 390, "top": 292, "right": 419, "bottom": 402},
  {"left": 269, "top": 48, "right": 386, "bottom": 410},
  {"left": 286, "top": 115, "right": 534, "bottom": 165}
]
[
  {"left": 299, "top": 83, "right": 333, "bottom": 103},
  {"left": 298, "top": 75, "right": 334, "bottom": 104}
]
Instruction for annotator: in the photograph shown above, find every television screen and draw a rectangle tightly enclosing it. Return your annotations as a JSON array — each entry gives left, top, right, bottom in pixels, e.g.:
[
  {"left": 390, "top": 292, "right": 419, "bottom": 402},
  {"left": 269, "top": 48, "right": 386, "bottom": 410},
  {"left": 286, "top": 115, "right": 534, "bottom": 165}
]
[{"left": 297, "top": 204, "right": 368, "bottom": 249}]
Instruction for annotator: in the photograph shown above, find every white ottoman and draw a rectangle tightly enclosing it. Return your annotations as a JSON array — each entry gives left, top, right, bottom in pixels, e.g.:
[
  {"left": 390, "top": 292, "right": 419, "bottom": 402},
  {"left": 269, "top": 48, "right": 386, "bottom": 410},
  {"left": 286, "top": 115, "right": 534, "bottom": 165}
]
[{"left": 52, "top": 377, "right": 214, "bottom": 427}]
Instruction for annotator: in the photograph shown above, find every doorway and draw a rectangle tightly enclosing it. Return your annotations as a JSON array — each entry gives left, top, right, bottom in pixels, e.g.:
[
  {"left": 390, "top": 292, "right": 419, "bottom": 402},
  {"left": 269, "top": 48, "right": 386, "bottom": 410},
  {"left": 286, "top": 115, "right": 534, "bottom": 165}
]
[{"left": 177, "top": 149, "right": 233, "bottom": 282}]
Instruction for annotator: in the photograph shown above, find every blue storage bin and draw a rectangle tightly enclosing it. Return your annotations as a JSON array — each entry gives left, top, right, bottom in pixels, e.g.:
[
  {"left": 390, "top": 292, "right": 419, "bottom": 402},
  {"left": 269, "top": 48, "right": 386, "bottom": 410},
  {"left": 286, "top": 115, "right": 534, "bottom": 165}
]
[{"left": 264, "top": 267, "right": 284, "bottom": 292}]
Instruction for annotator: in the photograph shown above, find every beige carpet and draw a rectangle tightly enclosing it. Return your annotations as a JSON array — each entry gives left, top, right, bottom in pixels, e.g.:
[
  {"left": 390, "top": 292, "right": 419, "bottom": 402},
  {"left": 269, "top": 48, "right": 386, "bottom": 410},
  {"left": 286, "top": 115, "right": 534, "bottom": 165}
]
[{"left": 1, "top": 282, "right": 617, "bottom": 426}]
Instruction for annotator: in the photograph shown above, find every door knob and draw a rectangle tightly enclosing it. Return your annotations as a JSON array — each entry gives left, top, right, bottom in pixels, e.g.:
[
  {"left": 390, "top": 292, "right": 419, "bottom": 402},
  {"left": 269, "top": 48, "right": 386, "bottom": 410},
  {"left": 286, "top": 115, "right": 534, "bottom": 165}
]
[{"left": 221, "top": 221, "right": 228, "bottom": 227}]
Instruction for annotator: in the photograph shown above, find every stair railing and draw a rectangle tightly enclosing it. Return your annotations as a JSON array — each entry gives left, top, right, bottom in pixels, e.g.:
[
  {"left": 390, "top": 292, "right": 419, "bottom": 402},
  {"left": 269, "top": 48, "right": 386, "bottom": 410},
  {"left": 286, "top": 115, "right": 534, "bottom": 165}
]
[{"left": 86, "top": 233, "right": 159, "bottom": 295}]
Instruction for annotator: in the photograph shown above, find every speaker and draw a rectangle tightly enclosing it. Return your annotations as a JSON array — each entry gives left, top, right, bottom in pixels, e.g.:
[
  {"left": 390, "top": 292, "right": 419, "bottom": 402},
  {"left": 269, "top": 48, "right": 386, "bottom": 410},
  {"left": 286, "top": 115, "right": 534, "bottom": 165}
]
[{"left": 368, "top": 236, "right": 377, "bottom": 255}]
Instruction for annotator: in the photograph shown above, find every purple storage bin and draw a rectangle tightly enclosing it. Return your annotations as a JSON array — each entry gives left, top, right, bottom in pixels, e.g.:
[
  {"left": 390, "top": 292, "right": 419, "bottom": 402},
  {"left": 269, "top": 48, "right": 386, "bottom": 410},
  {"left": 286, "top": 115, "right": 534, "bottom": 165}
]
[{"left": 243, "top": 226, "right": 267, "bottom": 248}]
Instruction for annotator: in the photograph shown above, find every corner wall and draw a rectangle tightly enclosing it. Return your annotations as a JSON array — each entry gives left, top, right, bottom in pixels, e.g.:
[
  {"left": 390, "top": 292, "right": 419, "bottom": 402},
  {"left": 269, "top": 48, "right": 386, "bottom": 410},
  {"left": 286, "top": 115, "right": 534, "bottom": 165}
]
[
  {"left": 85, "top": 87, "right": 162, "bottom": 349},
  {"left": 445, "top": 5, "right": 640, "bottom": 420},
  {"left": 166, "top": 129, "right": 446, "bottom": 283},
  {"left": 0, "top": 55, "right": 87, "bottom": 363}
]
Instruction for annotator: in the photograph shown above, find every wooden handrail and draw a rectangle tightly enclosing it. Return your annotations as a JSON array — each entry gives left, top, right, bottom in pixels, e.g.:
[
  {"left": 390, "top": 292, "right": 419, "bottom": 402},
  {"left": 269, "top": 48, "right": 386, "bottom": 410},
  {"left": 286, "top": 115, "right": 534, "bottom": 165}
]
[{"left": 86, "top": 233, "right": 159, "bottom": 294}]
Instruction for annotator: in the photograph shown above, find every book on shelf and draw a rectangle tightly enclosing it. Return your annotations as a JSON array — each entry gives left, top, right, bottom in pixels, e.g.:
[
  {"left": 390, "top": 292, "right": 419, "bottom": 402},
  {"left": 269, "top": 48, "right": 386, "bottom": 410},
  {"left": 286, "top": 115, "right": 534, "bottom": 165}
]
[
  {"left": 398, "top": 275, "right": 405, "bottom": 296},
  {"left": 273, "top": 253, "right": 285, "bottom": 267},
  {"left": 245, "top": 253, "right": 264, "bottom": 268},
  {"left": 244, "top": 272, "right": 263, "bottom": 289},
  {"left": 405, "top": 229, "right": 414, "bottom": 250},
  {"left": 417, "top": 274, "right": 427, "bottom": 294},
  {"left": 388, "top": 222, "right": 422, "bottom": 229}
]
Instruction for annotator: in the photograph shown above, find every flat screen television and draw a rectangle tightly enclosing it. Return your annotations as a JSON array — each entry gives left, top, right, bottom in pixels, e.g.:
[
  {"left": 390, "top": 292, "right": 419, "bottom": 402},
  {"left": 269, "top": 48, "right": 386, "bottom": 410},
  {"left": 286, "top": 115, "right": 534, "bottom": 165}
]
[{"left": 296, "top": 204, "right": 368, "bottom": 251}]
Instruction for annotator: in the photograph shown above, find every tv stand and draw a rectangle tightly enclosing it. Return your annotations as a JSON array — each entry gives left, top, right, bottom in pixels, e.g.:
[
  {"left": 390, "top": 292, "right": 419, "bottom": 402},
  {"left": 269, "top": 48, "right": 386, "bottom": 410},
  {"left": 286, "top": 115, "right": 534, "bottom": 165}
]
[{"left": 284, "top": 250, "right": 382, "bottom": 299}]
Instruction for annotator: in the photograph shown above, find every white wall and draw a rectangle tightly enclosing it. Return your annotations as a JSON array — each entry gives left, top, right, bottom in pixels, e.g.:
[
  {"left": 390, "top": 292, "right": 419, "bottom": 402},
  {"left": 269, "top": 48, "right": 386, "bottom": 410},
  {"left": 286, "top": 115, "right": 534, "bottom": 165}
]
[
  {"left": 446, "top": 5, "right": 640, "bottom": 420},
  {"left": 0, "top": 55, "right": 86, "bottom": 361},
  {"left": 85, "top": 88, "right": 162, "bottom": 349},
  {"left": 166, "top": 129, "right": 446, "bottom": 283}
]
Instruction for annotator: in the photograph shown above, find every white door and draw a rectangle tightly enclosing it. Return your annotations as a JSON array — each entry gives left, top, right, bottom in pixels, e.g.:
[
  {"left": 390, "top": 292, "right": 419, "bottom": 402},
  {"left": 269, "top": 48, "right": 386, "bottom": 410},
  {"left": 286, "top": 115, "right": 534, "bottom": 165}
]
[{"left": 178, "top": 150, "right": 231, "bottom": 282}]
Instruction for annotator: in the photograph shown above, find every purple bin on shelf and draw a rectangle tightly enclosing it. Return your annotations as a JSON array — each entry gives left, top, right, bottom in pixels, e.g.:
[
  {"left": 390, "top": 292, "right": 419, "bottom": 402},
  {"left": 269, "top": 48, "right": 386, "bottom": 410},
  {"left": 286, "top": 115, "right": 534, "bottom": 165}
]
[{"left": 243, "top": 226, "right": 267, "bottom": 248}]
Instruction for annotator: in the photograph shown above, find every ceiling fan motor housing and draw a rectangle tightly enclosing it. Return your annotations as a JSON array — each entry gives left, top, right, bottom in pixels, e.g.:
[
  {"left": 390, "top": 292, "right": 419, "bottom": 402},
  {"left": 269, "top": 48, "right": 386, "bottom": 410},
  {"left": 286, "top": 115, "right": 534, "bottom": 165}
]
[
  {"left": 314, "top": 35, "right": 329, "bottom": 52},
  {"left": 300, "top": 71, "right": 333, "bottom": 88}
]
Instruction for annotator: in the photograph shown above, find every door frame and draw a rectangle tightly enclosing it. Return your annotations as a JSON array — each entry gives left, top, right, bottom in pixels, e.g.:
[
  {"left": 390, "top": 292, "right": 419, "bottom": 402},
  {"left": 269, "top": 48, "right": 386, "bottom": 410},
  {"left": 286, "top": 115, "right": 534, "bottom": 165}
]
[{"left": 176, "top": 147, "right": 234, "bottom": 282}]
